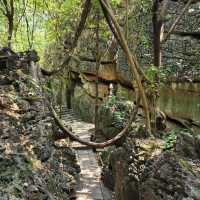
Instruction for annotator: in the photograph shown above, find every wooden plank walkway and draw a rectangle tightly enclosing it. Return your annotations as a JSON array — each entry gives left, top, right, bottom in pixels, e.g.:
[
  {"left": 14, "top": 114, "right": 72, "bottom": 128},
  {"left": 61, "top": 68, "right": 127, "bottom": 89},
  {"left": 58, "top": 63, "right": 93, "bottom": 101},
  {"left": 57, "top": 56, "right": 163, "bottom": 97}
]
[{"left": 59, "top": 108, "right": 113, "bottom": 200}]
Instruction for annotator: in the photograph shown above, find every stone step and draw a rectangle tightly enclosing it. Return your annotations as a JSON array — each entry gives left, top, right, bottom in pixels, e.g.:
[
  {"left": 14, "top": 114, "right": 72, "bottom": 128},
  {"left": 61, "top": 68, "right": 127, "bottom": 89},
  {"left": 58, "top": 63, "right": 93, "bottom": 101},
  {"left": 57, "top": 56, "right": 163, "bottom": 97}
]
[{"left": 61, "top": 116, "right": 77, "bottom": 119}]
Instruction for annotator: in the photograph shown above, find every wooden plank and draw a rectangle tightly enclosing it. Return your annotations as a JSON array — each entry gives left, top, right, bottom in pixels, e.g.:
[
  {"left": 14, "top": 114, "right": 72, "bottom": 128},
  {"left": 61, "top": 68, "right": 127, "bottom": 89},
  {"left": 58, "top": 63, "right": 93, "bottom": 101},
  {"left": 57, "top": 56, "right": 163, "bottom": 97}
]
[{"left": 60, "top": 109, "right": 112, "bottom": 200}]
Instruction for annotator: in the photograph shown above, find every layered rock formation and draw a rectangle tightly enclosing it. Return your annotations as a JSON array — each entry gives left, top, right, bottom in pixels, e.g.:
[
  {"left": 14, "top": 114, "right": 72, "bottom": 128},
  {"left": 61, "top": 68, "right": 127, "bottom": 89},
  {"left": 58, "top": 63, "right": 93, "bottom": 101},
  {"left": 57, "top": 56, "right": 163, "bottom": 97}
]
[{"left": 0, "top": 54, "right": 80, "bottom": 199}]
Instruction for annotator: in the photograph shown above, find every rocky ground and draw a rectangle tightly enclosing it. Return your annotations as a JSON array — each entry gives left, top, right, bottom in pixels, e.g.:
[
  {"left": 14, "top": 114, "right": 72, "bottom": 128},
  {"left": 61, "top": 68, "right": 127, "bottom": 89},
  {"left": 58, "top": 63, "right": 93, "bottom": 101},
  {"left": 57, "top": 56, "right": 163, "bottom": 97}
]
[
  {"left": 0, "top": 65, "right": 80, "bottom": 199},
  {"left": 96, "top": 97, "right": 200, "bottom": 200},
  {"left": 1, "top": 56, "right": 199, "bottom": 200}
]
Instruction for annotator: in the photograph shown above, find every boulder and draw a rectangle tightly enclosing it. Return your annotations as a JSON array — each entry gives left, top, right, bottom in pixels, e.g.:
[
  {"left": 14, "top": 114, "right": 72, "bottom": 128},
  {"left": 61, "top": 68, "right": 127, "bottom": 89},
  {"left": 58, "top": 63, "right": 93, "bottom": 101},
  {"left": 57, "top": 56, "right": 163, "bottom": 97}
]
[
  {"left": 175, "top": 132, "right": 199, "bottom": 159},
  {"left": 103, "top": 142, "right": 140, "bottom": 200},
  {"left": 97, "top": 97, "right": 133, "bottom": 140},
  {"left": 195, "top": 134, "right": 200, "bottom": 159},
  {"left": 80, "top": 74, "right": 109, "bottom": 99},
  {"left": 0, "top": 47, "right": 17, "bottom": 70},
  {"left": 141, "top": 152, "right": 200, "bottom": 200},
  {"left": 71, "top": 85, "right": 101, "bottom": 122}
]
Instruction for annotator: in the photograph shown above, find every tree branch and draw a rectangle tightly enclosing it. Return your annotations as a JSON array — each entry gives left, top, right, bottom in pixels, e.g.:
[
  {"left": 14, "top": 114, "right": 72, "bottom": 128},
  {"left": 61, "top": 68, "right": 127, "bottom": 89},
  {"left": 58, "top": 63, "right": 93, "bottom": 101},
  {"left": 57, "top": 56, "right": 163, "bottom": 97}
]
[
  {"left": 71, "top": 0, "right": 92, "bottom": 49},
  {"left": 49, "top": 102, "right": 138, "bottom": 148},
  {"left": 30, "top": 0, "right": 37, "bottom": 49},
  {"left": 99, "top": 0, "right": 123, "bottom": 50},
  {"left": 99, "top": 0, "right": 152, "bottom": 134},
  {"left": 41, "top": 0, "right": 92, "bottom": 76},
  {"left": 10, "top": 0, "right": 14, "bottom": 17},
  {"left": 15, "top": 0, "right": 27, "bottom": 36},
  {"left": 2, "top": 0, "right": 9, "bottom": 15},
  {"left": 0, "top": 1, "right": 6, "bottom": 16}
]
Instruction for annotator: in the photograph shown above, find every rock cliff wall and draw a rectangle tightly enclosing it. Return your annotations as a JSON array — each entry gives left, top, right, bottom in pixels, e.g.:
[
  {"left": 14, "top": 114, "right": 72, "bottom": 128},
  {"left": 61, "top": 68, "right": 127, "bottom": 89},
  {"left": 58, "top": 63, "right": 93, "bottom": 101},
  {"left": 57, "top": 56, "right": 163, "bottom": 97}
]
[{"left": 67, "top": 0, "right": 200, "bottom": 122}]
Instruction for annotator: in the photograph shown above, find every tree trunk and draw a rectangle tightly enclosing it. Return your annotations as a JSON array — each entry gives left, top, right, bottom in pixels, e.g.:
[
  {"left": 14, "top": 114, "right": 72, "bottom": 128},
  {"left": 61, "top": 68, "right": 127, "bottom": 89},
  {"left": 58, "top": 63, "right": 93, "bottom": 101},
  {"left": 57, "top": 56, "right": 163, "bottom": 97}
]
[
  {"left": 152, "top": 0, "right": 163, "bottom": 68},
  {"left": 100, "top": 0, "right": 152, "bottom": 134},
  {"left": 7, "top": 16, "right": 14, "bottom": 48},
  {"left": 66, "top": 89, "right": 71, "bottom": 109}
]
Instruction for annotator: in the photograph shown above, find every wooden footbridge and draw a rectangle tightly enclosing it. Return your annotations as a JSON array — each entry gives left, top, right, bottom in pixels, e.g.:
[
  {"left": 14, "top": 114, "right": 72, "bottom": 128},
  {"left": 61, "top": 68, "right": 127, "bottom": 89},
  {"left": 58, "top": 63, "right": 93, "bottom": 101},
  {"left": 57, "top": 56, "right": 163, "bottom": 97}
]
[{"left": 58, "top": 107, "right": 113, "bottom": 200}]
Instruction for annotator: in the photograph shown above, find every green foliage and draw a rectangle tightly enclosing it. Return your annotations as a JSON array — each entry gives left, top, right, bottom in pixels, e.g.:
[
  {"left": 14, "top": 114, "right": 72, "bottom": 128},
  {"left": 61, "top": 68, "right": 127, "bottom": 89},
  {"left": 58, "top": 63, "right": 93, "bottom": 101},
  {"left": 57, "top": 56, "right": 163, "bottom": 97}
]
[
  {"left": 163, "top": 129, "right": 193, "bottom": 151},
  {"left": 112, "top": 111, "right": 125, "bottom": 128},
  {"left": 99, "top": 146, "right": 115, "bottom": 165},
  {"left": 163, "top": 130, "right": 178, "bottom": 151},
  {"left": 100, "top": 96, "right": 129, "bottom": 128},
  {"left": 103, "top": 95, "right": 118, "bottom": 109},
  {"left": 160, "top": 65, "right": 178, "bottom": 76},
  {"left": 163, "top": 129, "right": 192, "bottom": 151},
  {"left": 145, "top": 65, "right": 181, "bottom": 83},
  {"left": 145, "top": 65, "right": 158, "bottom": 82}
]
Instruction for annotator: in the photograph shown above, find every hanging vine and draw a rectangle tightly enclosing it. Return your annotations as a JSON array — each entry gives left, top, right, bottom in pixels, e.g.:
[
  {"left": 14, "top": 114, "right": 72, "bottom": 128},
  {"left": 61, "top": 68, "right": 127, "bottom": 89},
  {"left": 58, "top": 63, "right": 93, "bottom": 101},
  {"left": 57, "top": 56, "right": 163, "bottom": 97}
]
[
  {"left": 99, "top": 0, "right": 152, "bottom": 135},
  {"left": 95, "top": 7, "right": 100, "bottom": 133},
  {"left": 47, "top": 0, "right": 153, "bottom": 148},
  {"left": 41, "top": 0, "right": 92, "bottom": 76}
]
